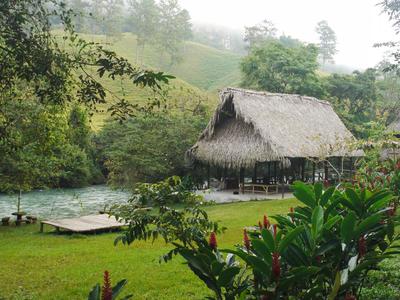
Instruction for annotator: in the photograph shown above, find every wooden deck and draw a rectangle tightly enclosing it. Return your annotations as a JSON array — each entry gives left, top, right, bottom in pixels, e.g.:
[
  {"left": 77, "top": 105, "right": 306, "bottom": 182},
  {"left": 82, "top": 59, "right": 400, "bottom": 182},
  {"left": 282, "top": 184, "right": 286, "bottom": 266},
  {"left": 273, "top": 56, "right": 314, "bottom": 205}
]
[{"left": 40, "top": 214, "right": 125, "bottom": 233}]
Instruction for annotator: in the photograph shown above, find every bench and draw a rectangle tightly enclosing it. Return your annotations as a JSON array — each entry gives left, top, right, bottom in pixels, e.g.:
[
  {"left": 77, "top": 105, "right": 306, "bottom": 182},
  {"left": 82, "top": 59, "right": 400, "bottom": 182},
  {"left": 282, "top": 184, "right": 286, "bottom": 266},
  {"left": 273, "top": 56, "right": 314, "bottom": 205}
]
[{"left": 239, "top": 183, "right": 279, "bottom": 195}]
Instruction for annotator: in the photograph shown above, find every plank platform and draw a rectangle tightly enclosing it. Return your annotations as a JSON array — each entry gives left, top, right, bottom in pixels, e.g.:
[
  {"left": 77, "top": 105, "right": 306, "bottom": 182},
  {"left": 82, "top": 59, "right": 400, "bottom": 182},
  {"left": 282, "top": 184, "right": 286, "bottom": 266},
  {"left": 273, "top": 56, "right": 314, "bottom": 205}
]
[{"left": 40, "top": 214, "right": 125, "bottom": 233}]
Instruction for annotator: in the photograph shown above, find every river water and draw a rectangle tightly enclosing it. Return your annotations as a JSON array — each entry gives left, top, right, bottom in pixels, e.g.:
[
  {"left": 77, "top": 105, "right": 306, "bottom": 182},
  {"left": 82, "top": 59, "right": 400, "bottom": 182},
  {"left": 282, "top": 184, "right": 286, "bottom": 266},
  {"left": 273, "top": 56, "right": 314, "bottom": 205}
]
[{"left": 0, "top": 185, "right": 130, "bottom": 219}]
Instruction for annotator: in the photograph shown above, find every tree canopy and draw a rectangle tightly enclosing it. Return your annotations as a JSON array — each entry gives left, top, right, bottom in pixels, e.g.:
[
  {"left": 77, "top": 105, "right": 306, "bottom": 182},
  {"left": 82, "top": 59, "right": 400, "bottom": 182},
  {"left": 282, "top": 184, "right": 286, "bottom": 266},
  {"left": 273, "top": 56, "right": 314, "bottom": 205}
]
[{"left": 240, "top": 41, "right": 325, "bottom": 98}]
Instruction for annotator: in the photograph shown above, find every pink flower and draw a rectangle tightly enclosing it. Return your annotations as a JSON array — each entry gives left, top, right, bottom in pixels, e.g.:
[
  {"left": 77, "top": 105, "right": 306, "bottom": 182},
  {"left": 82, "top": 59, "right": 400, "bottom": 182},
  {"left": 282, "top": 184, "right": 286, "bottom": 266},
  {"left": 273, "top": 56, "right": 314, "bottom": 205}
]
[
  {"left": 102, "top": 271, "right": 112, "bottom": 300},
  {"left": 209, "top": 232, "right": 217, "bottom": 250}
]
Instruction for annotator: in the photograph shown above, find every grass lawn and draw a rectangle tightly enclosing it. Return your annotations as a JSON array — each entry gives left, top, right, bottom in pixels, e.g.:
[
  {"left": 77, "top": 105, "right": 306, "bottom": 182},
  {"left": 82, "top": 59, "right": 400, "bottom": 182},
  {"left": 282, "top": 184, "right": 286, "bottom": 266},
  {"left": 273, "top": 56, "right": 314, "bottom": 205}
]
[{"left": 0, "top": 198, "right": 300, "bottom": 300}]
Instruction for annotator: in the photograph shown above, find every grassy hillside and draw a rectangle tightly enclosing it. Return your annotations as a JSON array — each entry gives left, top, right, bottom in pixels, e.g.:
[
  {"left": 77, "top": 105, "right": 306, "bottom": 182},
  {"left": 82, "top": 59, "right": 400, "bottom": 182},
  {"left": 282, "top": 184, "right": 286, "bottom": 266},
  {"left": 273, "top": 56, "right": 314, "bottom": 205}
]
[
  {"left": 70, "top": 32, "right": 243, "bottom": 128},
  {"left": 81, "top": 33, "right": 242, "bottom": 91}
]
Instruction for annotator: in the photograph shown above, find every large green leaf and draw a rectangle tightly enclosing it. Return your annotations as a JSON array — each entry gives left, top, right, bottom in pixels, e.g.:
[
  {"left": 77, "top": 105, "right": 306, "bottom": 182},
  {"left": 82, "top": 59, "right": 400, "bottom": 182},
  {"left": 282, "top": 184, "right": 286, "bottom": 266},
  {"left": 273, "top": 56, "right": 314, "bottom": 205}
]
[
  {"left": 88, "top": 284, "right": 100, "bottom": 300},
  {"left": 314, "top": 182, "right": 323, "bottom": 203},
  {"left": 368, "top": 194, "right": 394, "bottom": 212},
  {"left": 293, "top": 181, "right": 316, "bottom": 208},
  {"left": 345, "top": 188, "right": 362, "bottom": 214},
  {"left": 320, "top": 186, "right": 335, "bottom": 207},
  {"left": 365, "top": 190, "right": 393, "bottom": 208},
  {"left": 311, "top": 206, "right": 324, "bottom": 241},
  {"left": 354, "top": 213, "right": 381, "bottom": 237},
  {"left": 261, "top": 228, "right": 275, "bottom": 252},
  {"left": 278, "top": 226, "right": 305, "bottom": 253},
  {"left": 217, "top": 266, "right": 241, "bottom": 287},
  {"left": 112, "top": 280, "right": 131, "bottom": 299},
  {"left": 341, "top": 212, "right": 357, "bottom": 244},
  {"left": 323, "top": 215, "right": 342, "bottom": 230},
  {"left": 252, "top": 239, "right": 272, "bottom": 265}
]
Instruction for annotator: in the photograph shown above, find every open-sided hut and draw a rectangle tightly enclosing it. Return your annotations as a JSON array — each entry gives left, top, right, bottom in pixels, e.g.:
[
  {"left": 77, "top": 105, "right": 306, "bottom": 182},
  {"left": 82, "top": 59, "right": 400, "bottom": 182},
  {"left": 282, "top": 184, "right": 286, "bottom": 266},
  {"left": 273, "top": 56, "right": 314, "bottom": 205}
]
[
  {"left": 187, "top": 88, "right": 363, "bottom": 193},
  {"left": 381, "top": 117, "right": 400, "bottom": 160}
]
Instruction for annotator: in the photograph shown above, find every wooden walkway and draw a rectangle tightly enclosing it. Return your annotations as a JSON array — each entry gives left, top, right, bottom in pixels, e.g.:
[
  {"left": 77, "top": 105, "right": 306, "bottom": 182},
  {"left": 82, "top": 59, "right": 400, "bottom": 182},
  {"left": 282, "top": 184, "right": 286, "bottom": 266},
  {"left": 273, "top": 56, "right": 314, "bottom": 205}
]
[{"left": 40, "top": 214, "right": 125, "bottom": 233}]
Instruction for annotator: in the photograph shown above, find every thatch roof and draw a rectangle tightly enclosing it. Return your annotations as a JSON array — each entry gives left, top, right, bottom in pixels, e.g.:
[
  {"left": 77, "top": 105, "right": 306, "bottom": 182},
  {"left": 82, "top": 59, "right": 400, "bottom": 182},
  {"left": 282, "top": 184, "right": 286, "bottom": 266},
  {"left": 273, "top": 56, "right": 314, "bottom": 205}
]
[{"left": 187, "top": 88, "right": 363, "bottom": 169}]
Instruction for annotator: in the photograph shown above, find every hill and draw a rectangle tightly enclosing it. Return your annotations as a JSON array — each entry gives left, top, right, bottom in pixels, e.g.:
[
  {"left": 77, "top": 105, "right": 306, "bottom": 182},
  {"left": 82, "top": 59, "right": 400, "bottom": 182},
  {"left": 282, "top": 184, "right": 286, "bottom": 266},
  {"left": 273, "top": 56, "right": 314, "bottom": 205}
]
[
  {"left": 81, "top": 33, "right": 242, "bottom": 91},
  {"left": 74, "top": 33, "right": 238, "bottom": 128}
]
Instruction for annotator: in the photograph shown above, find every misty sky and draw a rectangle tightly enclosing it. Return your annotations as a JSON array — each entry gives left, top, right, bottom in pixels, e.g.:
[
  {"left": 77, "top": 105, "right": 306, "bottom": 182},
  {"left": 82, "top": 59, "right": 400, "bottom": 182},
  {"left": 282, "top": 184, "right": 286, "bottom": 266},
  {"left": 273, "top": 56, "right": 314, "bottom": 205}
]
[{"left": 180, "top": 0, "right": 398, "bottom": 69}]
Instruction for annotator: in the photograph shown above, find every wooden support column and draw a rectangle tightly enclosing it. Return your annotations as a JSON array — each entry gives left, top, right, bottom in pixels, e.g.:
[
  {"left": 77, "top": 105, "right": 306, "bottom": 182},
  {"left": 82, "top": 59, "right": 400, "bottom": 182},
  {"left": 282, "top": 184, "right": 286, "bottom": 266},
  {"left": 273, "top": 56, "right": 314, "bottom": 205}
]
[
  {"left": 274, "top": 161, "right": 278, "bottom": 184},
  {"left": 324, "top": 160, "right": 329, "bottom": 181},
  {"left": 253, "top": 162, "right": 258, "bottom": 183},
  {"left": 301, "top": 158, "right": 306, "bottom": 182},
  {"left": 280, "top": 161, "right": 285, "bottom": 199},
  {"left": 207, "top": 164, "right": 211, "bottom": 189},
  {"left": 312, "top": 161, "right": 316, "bottom": 184},
  {"left": 239, "top": 167, "right": 245, "bottom": 193}
]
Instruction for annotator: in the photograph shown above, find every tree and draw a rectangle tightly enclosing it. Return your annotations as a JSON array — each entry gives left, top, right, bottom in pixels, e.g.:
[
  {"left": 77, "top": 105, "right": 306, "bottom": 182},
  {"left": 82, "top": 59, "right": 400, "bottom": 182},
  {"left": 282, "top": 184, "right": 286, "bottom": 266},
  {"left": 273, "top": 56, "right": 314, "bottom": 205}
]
[
  {"left": 240, "top": 41, "right": 325, "bottom": 98},
  {"left": 157, "top": 0, "right": 192, "bottom": 67},
  {"left": 89, "top": 0, "right": 124, "bottom": 38},
  {"left": 128, "top": 0, "right": 160, "bottom": 64},
  {"left": 325, "top": 69, "right": 379, "bottom": 138},
  {"left": 97, "top": 113, "right": 206, "bottom": 187},
  {"left": 315, "top": 20, "right": 338, "bottom": 65},
  {"left": 244, "top": 19, "right": 277, "bottom": 50},
  {"left": 66, "top": 0, "right": 90, "bottom": 32}
]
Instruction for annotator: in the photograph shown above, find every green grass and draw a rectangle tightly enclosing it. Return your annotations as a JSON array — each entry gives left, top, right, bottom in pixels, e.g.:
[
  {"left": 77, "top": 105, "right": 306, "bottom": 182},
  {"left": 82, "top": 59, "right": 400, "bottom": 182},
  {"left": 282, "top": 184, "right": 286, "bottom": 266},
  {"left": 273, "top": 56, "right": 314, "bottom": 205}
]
[
  {"left": 84, "top": 33, "right": 242, "bottom": 92},
  {"left": 0, "top": 198, "right": 299, "bottom": 300},
  {"left": 68, "top": 32, "right": 236, "bottom": 129}
]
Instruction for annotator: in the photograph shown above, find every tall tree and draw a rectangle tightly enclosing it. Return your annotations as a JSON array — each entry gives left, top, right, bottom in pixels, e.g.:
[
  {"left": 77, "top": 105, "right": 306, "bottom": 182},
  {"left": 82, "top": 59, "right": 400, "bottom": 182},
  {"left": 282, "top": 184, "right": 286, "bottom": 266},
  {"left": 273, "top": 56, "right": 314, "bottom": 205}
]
[
  {"left": 240, "top": 41, "right": 325, "bottom": 98},
  {"left": 157, "top": 0, "right": 192, "bottom": 67},
  {"left": 128, "top": 0, "right": 160, "bottom": 64},
  {"left": 244, "top": 19, "right": 277, "bottom": 50},
  {"left": 89, "top": 0, "right": 124, "bottom": 38},
  {"left": 315, "top": 20, "right": 338, "bottom": 65}
]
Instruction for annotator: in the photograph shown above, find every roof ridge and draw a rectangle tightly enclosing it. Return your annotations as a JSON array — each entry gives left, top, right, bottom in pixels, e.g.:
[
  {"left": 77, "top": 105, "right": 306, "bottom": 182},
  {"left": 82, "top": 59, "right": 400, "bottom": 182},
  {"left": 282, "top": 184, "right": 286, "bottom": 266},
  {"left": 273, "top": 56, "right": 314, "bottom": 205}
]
[{"left": 221, "top": 87, "right": 332, "bottom": 106}]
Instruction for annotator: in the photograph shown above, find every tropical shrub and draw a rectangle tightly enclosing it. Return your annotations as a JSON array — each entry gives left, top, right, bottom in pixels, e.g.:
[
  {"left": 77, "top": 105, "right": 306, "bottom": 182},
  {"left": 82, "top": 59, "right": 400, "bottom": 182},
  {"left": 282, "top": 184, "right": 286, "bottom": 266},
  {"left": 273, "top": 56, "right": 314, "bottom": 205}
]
[
  {"left": 114, "top": 182, "right": 399, "bottom": 299},
  {"left": 128, "top": 176, "right": 201, "bottom": 206},
  {"left": 113, "top": 202, "right": 224, "bottom": 263}
]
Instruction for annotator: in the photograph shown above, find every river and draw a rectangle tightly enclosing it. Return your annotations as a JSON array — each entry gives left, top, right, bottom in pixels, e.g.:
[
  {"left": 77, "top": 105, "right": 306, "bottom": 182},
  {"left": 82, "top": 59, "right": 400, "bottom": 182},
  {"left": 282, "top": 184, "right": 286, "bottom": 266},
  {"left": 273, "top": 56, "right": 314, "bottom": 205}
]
[{"left": 0, "top": 185, "right": 130, "bottom": 219}]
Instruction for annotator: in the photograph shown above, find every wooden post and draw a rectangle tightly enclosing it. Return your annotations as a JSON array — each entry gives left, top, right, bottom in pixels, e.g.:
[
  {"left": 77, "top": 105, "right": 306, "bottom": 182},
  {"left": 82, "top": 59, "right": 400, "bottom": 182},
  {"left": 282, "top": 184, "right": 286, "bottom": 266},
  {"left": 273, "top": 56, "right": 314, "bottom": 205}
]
[
  {"left": 280, "top": 161, "right": 285, "bottom": 199},
  {"left": 239, "top": 167, "right": 245, "bottom": 193},
  {"left": 349, "top": 157, "right": 353, "bottom": 178},
  {"left": 253, "top": 162, "right": 257, "bottom": 183},
  {"left": 312, "top": 161, "right": 316, "bottom": 184},
  {"left": 324, "top": 160, "right": 329, "bottom": 181},
  {"left": 207, "top": 164, "right": 211, "bottom": 189},
  {"left": 301, "top": 158, "right": 306, "bottom": 182},
  {"left": 40, "top": 222, "right": 44, "bottom": 233},
  {"left": 274, "top": 161, "right": 278, "bottom": 184}
]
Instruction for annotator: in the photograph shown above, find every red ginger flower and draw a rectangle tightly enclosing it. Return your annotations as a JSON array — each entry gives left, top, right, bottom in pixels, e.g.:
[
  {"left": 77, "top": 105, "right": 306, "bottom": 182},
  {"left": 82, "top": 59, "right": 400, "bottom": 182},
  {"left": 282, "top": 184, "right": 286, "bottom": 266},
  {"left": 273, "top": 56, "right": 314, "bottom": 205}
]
[
  {"left": 396, "top": 160, "right": 400, "bottom": 170},
  {"left": 345, "top": 292, "right": 357, "bottom": 300},
  {"left": 102, "top": 271, "right": 112, "bottom": 300},
  {"left": 263, "top": 215, "right": 270, "bottom": 229},
  {"left": 272, "top": 252, "right": 281, "bottom": 280},
  {"left": 209, "top": 232, "right": 217, "bottom": 250},
  {"left": 358, "top": 236, "right": 366, "bottom": 259},
  {"left": 243, "top": 229, "right": 251, "bottom": 250},
  {"left": 258, "top": 221, "right": 263, "bottom": 230},
  {"left": 273, "top": 224, "right": 277, "bottom": 239},
  {"left": 289, "top": 207, "right": 294, "bottom": 222},
  {"left": 387, "top": 204, "right": 397, "bottom": 217},
  {"left": 323, "top": 179, "right": 329, "bottom": 188}
]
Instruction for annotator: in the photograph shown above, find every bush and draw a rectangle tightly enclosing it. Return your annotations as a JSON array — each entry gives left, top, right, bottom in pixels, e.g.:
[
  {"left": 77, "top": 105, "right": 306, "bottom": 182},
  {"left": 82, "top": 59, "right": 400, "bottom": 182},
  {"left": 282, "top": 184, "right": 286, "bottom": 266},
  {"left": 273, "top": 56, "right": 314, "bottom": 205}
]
[
  {"left": 129, "top": 176, "right": 201, "bottom": 206},
  {"left": 113, "top": 182, "right": 399, "bottom": 299}
]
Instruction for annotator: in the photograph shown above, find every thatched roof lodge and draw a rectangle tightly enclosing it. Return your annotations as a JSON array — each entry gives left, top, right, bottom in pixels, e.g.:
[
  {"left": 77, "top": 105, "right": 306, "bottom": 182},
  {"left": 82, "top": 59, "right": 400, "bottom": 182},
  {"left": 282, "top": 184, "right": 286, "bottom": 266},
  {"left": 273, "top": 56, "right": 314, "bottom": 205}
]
[{"left": 187, "top": 88, "right": 362, "bottom": 191}]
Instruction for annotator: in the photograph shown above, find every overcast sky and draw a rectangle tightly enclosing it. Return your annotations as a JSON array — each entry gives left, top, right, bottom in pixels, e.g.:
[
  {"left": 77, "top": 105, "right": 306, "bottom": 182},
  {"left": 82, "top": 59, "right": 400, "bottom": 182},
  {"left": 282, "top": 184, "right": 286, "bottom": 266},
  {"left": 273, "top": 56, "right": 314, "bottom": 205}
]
[{"left": 180, "top": 0, "right": 398, "bottom": 69}]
